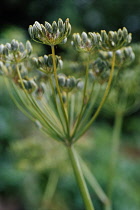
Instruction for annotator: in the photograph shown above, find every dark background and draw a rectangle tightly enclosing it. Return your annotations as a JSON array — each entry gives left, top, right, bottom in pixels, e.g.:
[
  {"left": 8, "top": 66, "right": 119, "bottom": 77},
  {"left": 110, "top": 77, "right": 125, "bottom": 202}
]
[{"left": 1, "top": 0, "right": 140, "bottom": 41}]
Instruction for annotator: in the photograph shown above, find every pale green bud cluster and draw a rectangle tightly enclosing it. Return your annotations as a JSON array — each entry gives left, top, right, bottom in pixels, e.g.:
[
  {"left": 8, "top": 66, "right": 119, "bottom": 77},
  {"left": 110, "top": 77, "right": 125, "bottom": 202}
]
[
  {"left": 58, "top": 74, "right": 80, "bottom": 92},
  {"left": 19, "top": 78, "right": 37, "bottom": 93},
  {"left": 99, "top": 46, "right": 135, "bottom": 67},
  {"left": 115, "top": 46, "right": 135, "bottom": 66},
  {"left": 96, "top": 27, "right": 132, "bottom": 51},
  {"left": 0, "top": 40, "right": 32, "bottom": 63},
  {"left": 28, "top": 18, "right": 71, "bottom": 46},
  {"left": 19, "top": 78, "right": 46, "bottom": 99},
  {"left": 92, "top": 58, "right": 110, "bottom": 83},
  {"left": 32, "top": 54, "right": 63, "bottom": 74},
  {"left": 72, "top": 27, "right": 132, "bottom": 52},
  {"left": 71, "top": 32, "right": 101, "bottom": 52}
]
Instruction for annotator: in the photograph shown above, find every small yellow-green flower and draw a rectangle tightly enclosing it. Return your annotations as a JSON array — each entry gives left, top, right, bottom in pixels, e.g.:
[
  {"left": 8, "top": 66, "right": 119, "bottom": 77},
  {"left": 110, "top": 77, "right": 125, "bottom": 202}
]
[{"left": 28, "top": 18, "right": 71, "bottom": 46}]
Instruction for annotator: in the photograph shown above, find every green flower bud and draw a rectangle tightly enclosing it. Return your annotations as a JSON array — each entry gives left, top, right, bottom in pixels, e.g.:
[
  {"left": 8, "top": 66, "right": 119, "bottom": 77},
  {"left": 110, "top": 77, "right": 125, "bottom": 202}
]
[
  {"left": 3, "top": 46, "right": 8, "bottom": 56},
  {"left": 77, "top": 80, "right": 84, "bottom": 90},
  {"left": 58, "top": 75, "right": 77, "bottom": 92},
  {"left": 43, "top": 55, "right": 48, "bottom": 64},
  {"left": 89, "top": 32, "right": 97, "bottom": 44},
  {"left": 35, "top": 21, "right": 42, "bottom": 32},
  {"left": 69, "top": 77, "right": 76, "bottom": 88},
  {"left": 11, "top": 39, "right": 19, "bottom": 51},
  {"left": 74, "top": 33, "right": 81, "bottom": 45},
  {"left": 45, "top": 21, "right": 53, "bottom": 33},
  {"left": 40, "top": 24, "right": 46, "bottom": 34},
  {"left": 101, "top": 30, "right": 108, "bottom": 43},
  {"left": 6, "top": 43, "right": 11, "bottom": 51},
  {"left": 58, "top": 74, "right": 66, "bottom": 87},
  {"left": 29, "top": 18, "right": 71, "bottom": 46},
  {"left": 52, "top": 21, "right": 58, "bottom": 34},
  {"left": 72, "top": 32, "right": 97, "bottom": 52},
  {"left": 28, "top": 25, "right": 34, "bottom": 39},
  {"left": 47, "top": 55, "right": 53, "bottom": 67},
  {"left": 96, "top": 33, "right": 102, "bottom": 42},
  {"left": 32, "top": 57, "right": 39, "bottom": 67},
  {"left": 0, "top": 44, "right": 4, "bottom": 54},
  {"left": 81, "top": 32, "right": 88, "bottom": 43},
  {"left": 58, "top": 59, "right": 63, "bottom": 69},
  {"left": 58, "top": 18, "right": 64, "bottom": 32},
  {"left": 21, "top": 79, "right": 37, "bottom": 93},
  {"left": 19, "top": 42, "right": 25, "bottom": 52},
  {"left": 117, "top": 29, "right": 123, "bottom": 40},
  {"left": 26, "top": 41, "right": 33, "bottom": 54},
  {"left": 122, "top": 27, "right": 128, "bottom": 38}
]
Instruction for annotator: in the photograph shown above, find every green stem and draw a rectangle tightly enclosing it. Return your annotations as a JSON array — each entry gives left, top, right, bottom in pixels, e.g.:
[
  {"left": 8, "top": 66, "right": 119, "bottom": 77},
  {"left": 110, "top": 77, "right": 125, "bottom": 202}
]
[
  {"left": 71, "top": 55, "right": 90, "bottom": 138},
  {"left": 49, "top": 76, "right": 67, "bottom": 135},
  {"left": 67, "top": 145, "right": 95, "bottom": 210},
  {"left": 79, "top": 156, "right": 110, "bottom": 208},
  {"left": 40, "top": 171, "right": 59, "bottom": 210},
  {"left": 74, "top": 51, "right": 116, "bottom": 142},
  {"left": 16, "top": 65, "right": 64, "bottom": 141},
  {"left": 107, "top": 111, "right": 123, "bottom": 204},
  {"left": 51, "top": 45, "right": 70, "bottom": 139}
]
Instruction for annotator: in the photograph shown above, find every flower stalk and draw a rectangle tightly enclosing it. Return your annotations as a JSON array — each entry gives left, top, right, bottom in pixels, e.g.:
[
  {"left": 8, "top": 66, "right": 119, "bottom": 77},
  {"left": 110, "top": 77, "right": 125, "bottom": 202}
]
[
  {"left": 107, "top": 111, "right": 123, "bottom": 203},
  {"left": 67, "top": 145, "right": 95, "bottom": 210},
  {"left": 74, "top": 51, "right": 116, "bottom": 142},
  {"left": 51, "top": 45, "right": 70, "bottom": 140}
]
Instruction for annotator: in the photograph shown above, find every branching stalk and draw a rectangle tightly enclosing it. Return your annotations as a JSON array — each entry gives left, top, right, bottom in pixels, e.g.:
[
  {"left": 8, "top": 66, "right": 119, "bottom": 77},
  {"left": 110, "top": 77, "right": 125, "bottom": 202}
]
[
  {"left": 74, "top": 51, "right": 116, "bottom": 141},
  {"left": 67, "top": 145, "right": 95, "bottom": 210},
  {"left": 78, "top": 155, "right": 110, "bottom": 208},
  {"left": 71, "top": 54, "right": 90, "bottom": 138},
  {"left": 51, "top": 45, "right": 70, "bottom": 139}
]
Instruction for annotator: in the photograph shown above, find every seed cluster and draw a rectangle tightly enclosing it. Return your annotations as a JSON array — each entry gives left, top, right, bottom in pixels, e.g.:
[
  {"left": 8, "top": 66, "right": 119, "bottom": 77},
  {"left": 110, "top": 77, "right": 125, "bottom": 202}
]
[
  {"left": 72, "top": 27, "right": 132, "bottom": 52},
  {"left": 28, "top": 18, "right": 71, "bottom": 46},
  {"left": 0, "top": 39, "right": 32, "bottom": 63}
]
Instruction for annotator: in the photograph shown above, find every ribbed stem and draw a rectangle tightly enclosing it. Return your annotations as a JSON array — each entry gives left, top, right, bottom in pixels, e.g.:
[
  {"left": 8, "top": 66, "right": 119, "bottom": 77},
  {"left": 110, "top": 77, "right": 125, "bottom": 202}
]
[
  {"left": 67, "top": 145, "right": 95, "bottom": 210},
  {"left": 107, "top": 112, "right": 123, "bottom": 205},
  {"left": 79, "top": 156, "right": 110, "bottom": 208}
]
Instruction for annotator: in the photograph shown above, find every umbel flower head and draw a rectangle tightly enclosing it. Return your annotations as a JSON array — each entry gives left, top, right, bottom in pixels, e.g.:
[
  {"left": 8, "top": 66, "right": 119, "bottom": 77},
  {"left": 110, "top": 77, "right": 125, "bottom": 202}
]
[
  {"left": 32, "top": 54, "right": 63, "bottom": 74},
  {"left": 89, "top": 27, "right": 132, "bottom": 51},
  {"left": 71, "top": 32, "right": 101, "bottom": 52},
  {"left": 0, "top": 39, "right": 32, "bottom": 63},
  {"left": 72, "top": 28, "right": 132, "bottom": 53},
  {"left": 28, "top": 18, "right": 71, "bottom": 46}
]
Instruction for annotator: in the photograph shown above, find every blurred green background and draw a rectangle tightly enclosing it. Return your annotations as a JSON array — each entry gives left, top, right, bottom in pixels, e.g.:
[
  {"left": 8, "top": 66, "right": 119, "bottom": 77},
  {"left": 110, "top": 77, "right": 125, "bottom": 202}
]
[{"left": 0, "top": 0, "right": 140, "bottom": 210}]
